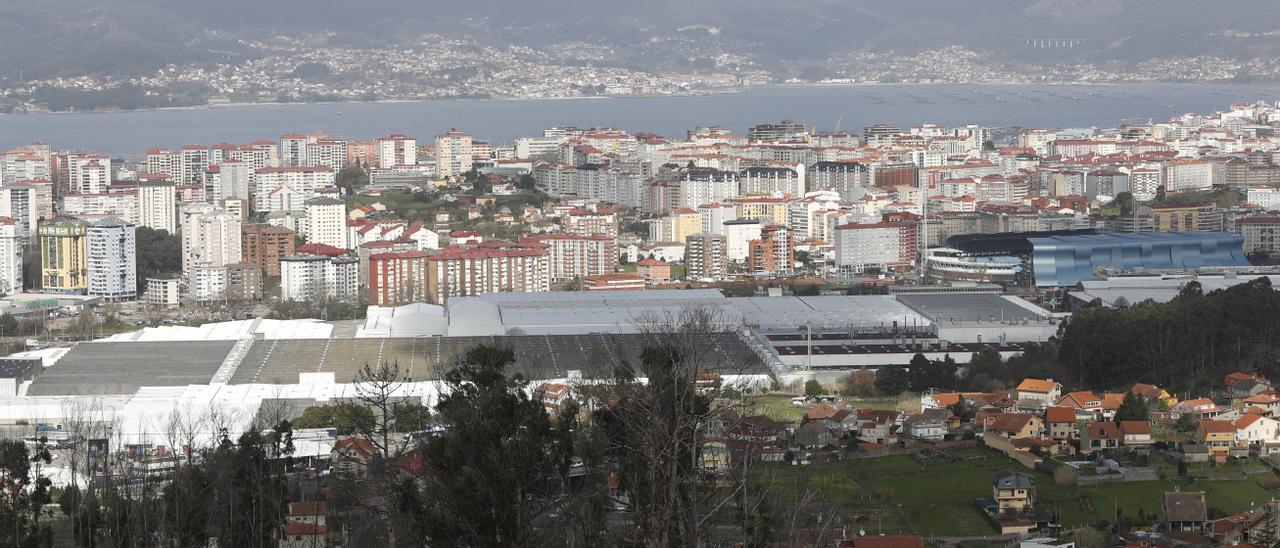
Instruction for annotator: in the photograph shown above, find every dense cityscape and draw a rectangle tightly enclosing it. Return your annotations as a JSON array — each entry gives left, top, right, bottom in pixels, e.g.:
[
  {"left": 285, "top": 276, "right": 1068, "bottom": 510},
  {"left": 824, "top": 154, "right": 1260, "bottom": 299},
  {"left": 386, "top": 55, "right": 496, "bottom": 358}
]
[{"left": 1, "top": 96, "right": 1280, "bottom": 545}]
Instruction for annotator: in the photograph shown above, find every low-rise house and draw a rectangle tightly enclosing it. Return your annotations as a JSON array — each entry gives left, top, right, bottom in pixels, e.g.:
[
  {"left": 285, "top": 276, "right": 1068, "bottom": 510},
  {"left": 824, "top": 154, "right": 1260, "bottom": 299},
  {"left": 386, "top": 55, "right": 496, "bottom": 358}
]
[
  {"left": 1171, "top": 398, "right": 1223, "bottom": 420},
  {"left": 725, "top": 415, "right": 787, "bottom": 448},
  {"left": 1056, "top": 391, "right": 1125, "bottom": 421},
  {"left": 1210, "top": 508, "right": 1269, "bottom": 545},
  {"left": 795, "top": 422, "right": 837, "bottom": 448},
  {"left": 824, "top": 409, "right": 860, "bottom": 435},
  {"left": 1131, "top": 383, "right": 1178, "bottom": 408},
  {"left": 920, "top": 391, "right": 962, "bottom": 410},
  {"left": 279, "top": 523, "right": 326, "bottom": 548},
  {"left": 985, "top": 413, "right": 1044, "bottom": 440},
  {"left": 1241, "top": 393, "right": 1280, "bottom": 415},
  {"left": 1225, "top": 372, "right": 1269, "bottom": 391},
  {"left": 857, "top": 409, "right": 905, "bottom": 445},
  {"left": 1055, "top": 391, "right": 1104, "bottom": 421},
  {"left": 804, "top": 403, "right": 839, "bottom": 423},
  {"left": 331, "top": 437, "right": 379, "bottom": 478},
  {"left": 286, "top": 501, "right": 326, "bottom": 527},
  {"left": 992, "top": 469, "right": 1036, "bottom": 512},
  {"left": 1080, "top": 422, "right": 1121, "bottom": 453},
  {"left": 1119, "top": 420, "right": 1154, "bottom": 447},
  {"left": 903, "top": 413, "right": 946, "bottom": 441},
  {"left": 1045, "top": 406, "right": 1078, "bottom": 444},
  {"left": 1163, "top": 491, "right": 1209, "bottom": 533},
  {"left": 1014, "top": 378, "right": 1062, "bottom": 411},
  {"left": 1234, "top": 414, "right": 1280, "bottom": 448},
  {"left": 1197, "top": 420, "right": 1236, "bottom": 461},
  {"left": 1230, "top": 379, "right": 1272, "bottom": 407},
  {"left": 536, "top": 383, "right": 574, "bottom": 414}
]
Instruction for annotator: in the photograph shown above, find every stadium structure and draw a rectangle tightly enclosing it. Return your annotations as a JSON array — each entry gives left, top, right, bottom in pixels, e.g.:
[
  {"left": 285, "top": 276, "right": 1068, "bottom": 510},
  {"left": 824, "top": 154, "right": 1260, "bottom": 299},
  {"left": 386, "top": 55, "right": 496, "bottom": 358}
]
[
  {"left": 0, "top": 290, "right": 1058, "bottom": 446},
  {"left": 941, "top": 231, "right": 1250, "bottom": 287}
]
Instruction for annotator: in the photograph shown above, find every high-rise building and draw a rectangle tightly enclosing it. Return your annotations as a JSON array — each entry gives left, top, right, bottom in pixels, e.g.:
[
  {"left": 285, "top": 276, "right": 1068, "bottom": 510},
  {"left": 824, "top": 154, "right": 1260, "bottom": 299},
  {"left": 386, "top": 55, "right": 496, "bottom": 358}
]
[
  {"left": 303, "top": 197, "right": 348, "bottom": 250},
  {"left": 39, "top": 218, "right": 88, "bottom": 293},
  {"left": 434, "top": 129, "right": 473, "bottom": 177},
  {"left": 85, "top": 218, "right": 137, "bottom": 300},
  {"left": 225, "top": 263, "right": 264, "bottom": 302},
  {"left": 0, "top": 219, "right": 21, "bottom": 296},
  {"left": 280, "top": 134, "right": 308, "bottom": 167},
  {"left": 425, "top": 243, "right": 549, "bottom": 304},
  {"left": 747, "top": 120, "right": 806, "bottom": 142},
  {"left": 280, "top": 253, "right": 359, "bottom": 302},
  {"left": 747, "top": 224, "right": 794, "bottom": 276},
  {"left": 242, "top": 224, "right": 297, "bottom": 277},
  {"left": 73, "top": 158, "right": 110, "bottom": 194},
  {"left": 144, "top": 148, "right": 182, "bottom": 180},
  {"left": 374, "top": 134, "right": 417, "bottom": 169},
  {"left": 180, "top": 145, "right": 209, "bottom": 185},
  {"left": 138, "top": 180, "right": 177, "bottom": 233},
  {"left": 210, "top": 160, "right": 252, "bottom": 201},
  {"left": 0, "top": 184, "right": 42, "bottom": 242},
  {"left": 722, "top": 219, "right": 762, "bottom": 262},
  {"left": 833, "top": 221, "right": 919, "bottom": 274},
  {"left": 254, "top": 167, "right": 336, "bottom": 213},
  {"left": 684, "top": 232, "right": 727, "bottom": 280},
  {"left": 305, "top": 139, "right": 348, "bottom": 171},
  {"left": 180, "top": 204, "right": 243, "bottom": 273},
  {"left": 368, "top": 250, "right": 430, "bottom": 305},
  {"left": 522, "top": 233, "right": 617, "bottom": 283}
]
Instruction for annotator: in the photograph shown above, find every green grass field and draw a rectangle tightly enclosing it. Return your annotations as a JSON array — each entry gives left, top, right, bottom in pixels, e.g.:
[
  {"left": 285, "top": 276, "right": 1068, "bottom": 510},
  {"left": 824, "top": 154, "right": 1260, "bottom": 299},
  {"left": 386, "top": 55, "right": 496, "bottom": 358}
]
[
  {"left": 751, "top": 447, "right": 1275, "bottom": 537},
  {"left": 746, "top": 394, "right": 914, "bottom": 423}
]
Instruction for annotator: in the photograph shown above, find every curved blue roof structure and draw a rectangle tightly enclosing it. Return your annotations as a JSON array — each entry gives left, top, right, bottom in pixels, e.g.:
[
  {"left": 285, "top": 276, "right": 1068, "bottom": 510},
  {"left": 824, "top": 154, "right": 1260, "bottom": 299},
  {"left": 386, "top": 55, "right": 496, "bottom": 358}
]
[{"left": 1029, "top": 232, "right": 1249, "bottom": 287}]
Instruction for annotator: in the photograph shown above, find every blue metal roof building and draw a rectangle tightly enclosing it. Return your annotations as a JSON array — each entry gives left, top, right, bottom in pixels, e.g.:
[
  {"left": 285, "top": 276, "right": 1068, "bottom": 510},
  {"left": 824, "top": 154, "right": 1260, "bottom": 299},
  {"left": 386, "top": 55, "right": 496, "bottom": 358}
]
[{"left": 1029, "top": 232, "right": 1249, "bottom": 287}]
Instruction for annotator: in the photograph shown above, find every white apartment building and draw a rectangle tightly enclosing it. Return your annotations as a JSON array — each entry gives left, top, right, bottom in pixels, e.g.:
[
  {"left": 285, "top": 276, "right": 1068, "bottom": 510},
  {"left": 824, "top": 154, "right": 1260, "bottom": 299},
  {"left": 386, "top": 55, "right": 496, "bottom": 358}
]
[
  {"left": 64, "top": 192, "right": 140, "bottom": 226},
  {"left": 190, "top": 265, "right": 228, "bottom": 302},
  {"left": 305, "top": 140, "right": 348, "bottom": 171},
  {"left": 180, "top": 204, "right": 243, "bottom": 273},
  {"left": 1248, "top": 186, "right": 1280, "bottom": 210},
  {"left": 1163, "top": 159, "right": 1216, "bottom": 192},
  {"left": 526, "top": 234, "right": 617, "bottom": 283},
  {"left": 435, "top": 129, "right": 473, "bottom": 177},
  {"left": 424, "top": 245, "right": 550, "bottom": 304},
  {"left": 1, "top": 149, "right": 52, "bottom": 184},
  {"left": 280, "top": 254, "right": 359, "bottom": 302},
  {"left": 677, "top": 171, "right": 739, "bottom": 209},
  {"left": 254, "top": 167, "right": 336, "bottom": 212},
  {"left": 722, "top": 219, "right": 762, "bottom": 262},
  {"left": 280, "top": 134, "right": 308, "bottom": 167},
  {"left": 144, "top": 277, "right": 180, "bottom": 308},
  {"left": 698, "top": 203, "right": 737, "bottom": 234},
  {"left": 375, "top": 134, "right": 417, "bottom": 169},
  {"left": 69, "top": 155, "right": 110, "bottom": 194},
  {"left": 0, "top": 184, "right": 43, "bottom": 242},
  {"left": 209, "top": 160, "right": 251, "bottom": 201},
  {"left": 85, "top": 218, "right": 137, "bottom": 300},
  {"left": 138, "top": 181, "right": 177, "bottom": 233},
  {"left": 1128, "top": 167, "right": 1162, "bottom": 201},
  {"left": 144, "top": 148, "right": 182, "bottom": 180},
  {"left": 834, "top": 222, "right": 917, "bottom": 273},
  {"left": 180, "top": 146, "right": 209, "bottom": 185},
  {"left": 303, "top": 197, "right": 348, "bottom": 250},
  {"left": 0, "top": 219, "right": 21, "bottom": 296}
]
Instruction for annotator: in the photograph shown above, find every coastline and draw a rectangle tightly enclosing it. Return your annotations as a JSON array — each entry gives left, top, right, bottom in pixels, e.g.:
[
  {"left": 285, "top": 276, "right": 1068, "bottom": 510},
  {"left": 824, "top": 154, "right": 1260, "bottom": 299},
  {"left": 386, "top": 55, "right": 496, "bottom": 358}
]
[{"left": 6, "top": 80, "right": 1275, "bottom": 118}]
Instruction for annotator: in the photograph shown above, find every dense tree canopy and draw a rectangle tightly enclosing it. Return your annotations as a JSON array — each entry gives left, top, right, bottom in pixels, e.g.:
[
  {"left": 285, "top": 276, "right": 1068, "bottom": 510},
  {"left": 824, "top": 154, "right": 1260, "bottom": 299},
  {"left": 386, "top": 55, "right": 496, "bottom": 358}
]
[
  {"left": 1057, "top": 277, "right": 1280, "bottom": 391},
  {"left": 135, "top": 226, "right": 182, "bottom": 293}
]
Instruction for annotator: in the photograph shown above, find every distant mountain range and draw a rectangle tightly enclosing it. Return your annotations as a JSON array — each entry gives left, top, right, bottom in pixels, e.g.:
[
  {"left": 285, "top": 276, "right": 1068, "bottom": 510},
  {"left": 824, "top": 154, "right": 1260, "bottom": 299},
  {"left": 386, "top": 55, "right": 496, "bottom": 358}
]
[{"left": 7, "top": 0, "right": 1280, "bottom": 80}]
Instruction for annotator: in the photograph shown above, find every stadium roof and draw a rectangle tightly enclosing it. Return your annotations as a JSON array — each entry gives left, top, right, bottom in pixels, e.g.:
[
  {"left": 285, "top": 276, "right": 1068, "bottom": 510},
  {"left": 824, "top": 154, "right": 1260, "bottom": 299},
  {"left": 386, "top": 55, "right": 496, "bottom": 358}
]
[
  {"left": 1029, "top": 231, "right": 1249, "bottom": 287},
  {"left": 896, "top": 294, "right": 1051, "bottom": 325},
  {"left": 98, "top": 318, "right": 333, "bottom": 342}
]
